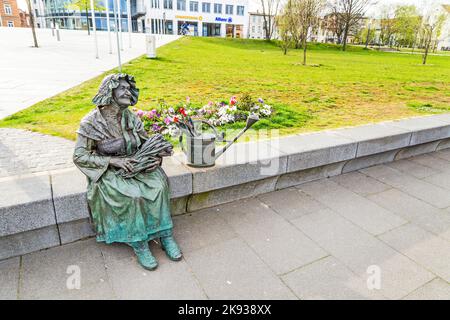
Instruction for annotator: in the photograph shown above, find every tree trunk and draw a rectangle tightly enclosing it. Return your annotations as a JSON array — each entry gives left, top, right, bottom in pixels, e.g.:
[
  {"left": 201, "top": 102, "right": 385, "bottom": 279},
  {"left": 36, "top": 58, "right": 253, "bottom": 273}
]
[
  {"left": 423, "top": 38, "right": 430, "bottom": 65},
  {"left": 25, "top": 0, "right": 38, "bottom": 47},
  {"left": 86, "top": 6, "right": 90, "bottom": 35},
  {"left": 302, "top": 31, "right": 307, "bottom": 65},
  {"left": 342, "top": 24, "right": 349, "bottom": 51}
]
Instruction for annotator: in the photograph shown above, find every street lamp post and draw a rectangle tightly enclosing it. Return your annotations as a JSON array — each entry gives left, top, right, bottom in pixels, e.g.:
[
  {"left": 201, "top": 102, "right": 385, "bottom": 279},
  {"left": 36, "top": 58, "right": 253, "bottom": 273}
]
[
  {"left": 127, "top": 0, "right": 132, "bottom": 48},
  {"left": 106, "top": 0, "right": 112, "bottom": 54},
  {"left": 118, "top": 0, "right": 123, "bottom": 50},
  {"left": 113, "top": 0, "right": 122, "bottom": 71},
  {"left": 90, "top": 0, "right": 99, "bottom": 58},
  {"left": 163, "top": 12, "right": 166, "bottom": 35}
]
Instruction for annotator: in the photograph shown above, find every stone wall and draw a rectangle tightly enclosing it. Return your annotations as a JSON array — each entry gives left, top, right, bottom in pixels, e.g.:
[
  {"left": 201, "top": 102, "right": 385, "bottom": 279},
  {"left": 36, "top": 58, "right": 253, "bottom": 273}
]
[{"left": 1, "top": 113, "right": 450, "bottom": 260}]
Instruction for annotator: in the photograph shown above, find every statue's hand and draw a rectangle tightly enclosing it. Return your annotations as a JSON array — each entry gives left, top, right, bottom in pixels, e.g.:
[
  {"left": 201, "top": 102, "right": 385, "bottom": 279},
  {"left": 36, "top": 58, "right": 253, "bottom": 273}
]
[
  {"left": 109, "top": 157, "right": 138, "bottom": 172},
  {"left": 143, "top": 157, "right": 162, "bottom": 173}
]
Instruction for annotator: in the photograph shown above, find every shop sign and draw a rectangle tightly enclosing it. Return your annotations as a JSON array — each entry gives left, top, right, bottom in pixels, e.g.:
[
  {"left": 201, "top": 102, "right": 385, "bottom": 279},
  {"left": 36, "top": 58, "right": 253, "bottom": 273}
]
[
  {"left": 176, "top": 15, "right": 203, "bottom": 21},
  {"left": 215, "top": 17, "right": 232, "bottom": 23}
]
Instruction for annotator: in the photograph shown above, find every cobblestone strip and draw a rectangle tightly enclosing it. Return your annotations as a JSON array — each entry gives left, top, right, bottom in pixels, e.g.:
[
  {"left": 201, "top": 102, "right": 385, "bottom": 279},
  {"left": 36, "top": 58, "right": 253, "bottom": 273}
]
[{"left": 0, "top": 128, "right": 75, "bottom": 178}]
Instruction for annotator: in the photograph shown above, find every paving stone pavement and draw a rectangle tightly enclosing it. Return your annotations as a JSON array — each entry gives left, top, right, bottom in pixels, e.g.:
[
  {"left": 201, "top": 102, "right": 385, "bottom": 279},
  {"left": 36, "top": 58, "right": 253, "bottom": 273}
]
[
  {"left": 0, "top": 28, "right": 179, "bottom": 119},
  {"left": 0, "top": 128, "right": 74, "bottom": 178},
  {"left": 1, "top": 149, "right": 450, "bottom": 299}
]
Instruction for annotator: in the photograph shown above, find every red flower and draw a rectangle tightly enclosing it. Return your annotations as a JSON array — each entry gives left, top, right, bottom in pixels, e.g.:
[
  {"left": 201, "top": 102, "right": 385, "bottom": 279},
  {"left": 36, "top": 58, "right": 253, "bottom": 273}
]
[
  {"left": 230, "top": 96, "right": 237, "bottom": 106},
  {"left": 179, "top": 107, "right": 187, "bottom": 117},
  {"left": 173, "top": 116, "right": 179, "bottom": 123}
]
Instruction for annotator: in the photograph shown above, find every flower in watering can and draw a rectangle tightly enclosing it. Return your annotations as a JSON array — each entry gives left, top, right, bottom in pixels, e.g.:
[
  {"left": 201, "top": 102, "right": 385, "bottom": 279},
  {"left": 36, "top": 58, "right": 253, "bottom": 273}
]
[
  {"left": 164, "top": 116, "right": 172, "bottom": 125},
  {"left": 179, "top": 107, "right": 187, "bottom": 117}
]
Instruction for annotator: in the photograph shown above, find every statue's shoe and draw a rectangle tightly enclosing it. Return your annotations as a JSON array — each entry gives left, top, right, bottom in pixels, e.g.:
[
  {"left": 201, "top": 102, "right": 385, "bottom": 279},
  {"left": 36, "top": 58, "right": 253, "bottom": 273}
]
[
  {"left": 160, "top": 236, "right": 183, "bottom": 261},
  {"left": 128, "top": 241, "right": 158, "bottom": 270}
]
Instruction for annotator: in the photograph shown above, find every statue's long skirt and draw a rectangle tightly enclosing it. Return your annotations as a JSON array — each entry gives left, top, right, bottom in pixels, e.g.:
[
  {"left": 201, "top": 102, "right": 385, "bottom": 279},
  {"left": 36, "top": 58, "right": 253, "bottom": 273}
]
[{"left": 86, "top": 167, "right": 173, "bottom": 244}]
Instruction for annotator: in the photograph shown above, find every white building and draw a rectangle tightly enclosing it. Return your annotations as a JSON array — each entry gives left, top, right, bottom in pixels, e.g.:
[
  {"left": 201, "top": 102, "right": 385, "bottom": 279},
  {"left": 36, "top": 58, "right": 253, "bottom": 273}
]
[
  {"left": 140, "top": 0, "right": 249, "bottom": 37},
  {"left": 30, "top": 0, "right": 46, "bottom": 28},
  {"left": 247, "top": 11, "right": 278, "bottom": 40},
  {"left": 437, "top": 4, "right": 450, "bottom": 50}
]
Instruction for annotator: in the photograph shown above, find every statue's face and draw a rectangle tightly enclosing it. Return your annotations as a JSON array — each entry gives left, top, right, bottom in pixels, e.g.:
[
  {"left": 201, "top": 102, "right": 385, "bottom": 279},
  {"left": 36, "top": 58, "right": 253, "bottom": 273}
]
[{"left": 113, "top": 79, "right": 132, "bottom": 107}]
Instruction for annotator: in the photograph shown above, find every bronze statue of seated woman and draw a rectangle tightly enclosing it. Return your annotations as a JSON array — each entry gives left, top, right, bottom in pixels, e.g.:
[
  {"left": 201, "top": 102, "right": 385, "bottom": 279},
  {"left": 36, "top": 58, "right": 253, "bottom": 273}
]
[{"left": 73, "top": 73, "right": 182, "bottom": 270}]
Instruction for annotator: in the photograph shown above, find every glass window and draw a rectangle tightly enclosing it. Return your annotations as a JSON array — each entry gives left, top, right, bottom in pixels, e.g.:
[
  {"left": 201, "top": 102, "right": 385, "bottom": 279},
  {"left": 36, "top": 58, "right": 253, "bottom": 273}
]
[
  {"left": 164, "top": 0, "right": 173, "bottom": 9},
  {"left": 189, "top": 1, "right": 198, "bottom": 12},
  {"left": 213, "top": 3, "right": 222, "bottom": 14},
  {"left": 177, "top": 0, "right": 186, "bottom": 10},
  {"left": 214, "top": 23, "right": 221, "bottom": 35},
  {"left": 202, "top": 2, "right": 210, "bottom": 13},
  {"left": 166, "top": 20, "right": 174, "bottom": 34},
  {"left": 237, "top": 5, "right": 244, "bottom": 16},
  {"left": 4, "top": 4, "right": 12, "bottom": 15},
  {"left": 7, "top": 21, "right": 14, "bottom": 27},
  {"left": 151, "top": 0, "right": 160, "bottom": 8},
  {"left": 225, "top": 4, "right": 233, "bottom": 15}
]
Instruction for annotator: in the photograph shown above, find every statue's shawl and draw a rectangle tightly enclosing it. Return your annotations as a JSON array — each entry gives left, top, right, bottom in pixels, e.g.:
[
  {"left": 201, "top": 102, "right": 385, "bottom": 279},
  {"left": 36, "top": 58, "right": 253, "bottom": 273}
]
[{"left": 76, "top": 107, "right": 144, "bottom": 142}]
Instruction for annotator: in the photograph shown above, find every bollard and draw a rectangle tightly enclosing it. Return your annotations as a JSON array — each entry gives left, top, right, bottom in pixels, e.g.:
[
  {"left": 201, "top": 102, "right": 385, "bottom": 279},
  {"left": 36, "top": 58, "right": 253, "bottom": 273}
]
[
  {"left": 51, "top": 22, "right": 55, "bottom": 36},
  {"left": 146, "top": 34, "right": 156, "bottom": 58},
  {"left": 56, "top": 25, "right": 60, "bottom": 41}
]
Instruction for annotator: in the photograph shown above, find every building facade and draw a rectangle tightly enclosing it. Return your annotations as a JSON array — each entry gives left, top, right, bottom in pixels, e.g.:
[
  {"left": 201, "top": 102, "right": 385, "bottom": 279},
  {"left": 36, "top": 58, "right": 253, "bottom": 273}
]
[
  {"left": 32, "top": 0, "right": 133, "bottom": 31},
  {"left": 30, "top": 0, "right": 249, "bottom": 38},
  {"left": 141, "top": 0, "right": 248, "bottom": 37},
  {"left": 247, "top": 11, "right": 278, "bottom": 40},
  {"left": 1, "top": 0, "right": 29, "bottom": 27}
]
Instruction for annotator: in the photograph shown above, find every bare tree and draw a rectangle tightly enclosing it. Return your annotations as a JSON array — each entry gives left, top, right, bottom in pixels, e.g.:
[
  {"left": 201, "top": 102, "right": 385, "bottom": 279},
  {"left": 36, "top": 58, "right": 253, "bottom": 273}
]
[
  {"left": 379, "top": 5, "right": 395, "bottom": 47},
  {"left": 260, "top": 0, "right": 281, "bottom": 40},
  {"left": 277, "top": 2, "right": 293, "bottom": 54},
  {"left": 66, "top": 0, "right": 105, "bottom": 35},
  {"left": 421, "top": 12, "right": 446, "bottom": 65},
  {"left": 278, "top": 0, "right": 302, "bottom": 49},
  {"left": 297, "top": 0, "right": 325, "bottom": 64},
  {"left": 329, "top": 0, "right": 372, "bottom": 51},
  {"left": 25, "top": 0, "right": 38, "bottom": 47},
  {"left": 328, "top": 5, "right": 346, "bottom": 43}
]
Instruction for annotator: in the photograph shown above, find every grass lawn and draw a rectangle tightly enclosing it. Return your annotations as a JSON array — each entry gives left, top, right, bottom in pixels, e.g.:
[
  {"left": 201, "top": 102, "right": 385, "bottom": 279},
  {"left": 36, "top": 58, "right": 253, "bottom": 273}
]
[{"left": 1, "top": 37, "right": 449, "bottom": 141}]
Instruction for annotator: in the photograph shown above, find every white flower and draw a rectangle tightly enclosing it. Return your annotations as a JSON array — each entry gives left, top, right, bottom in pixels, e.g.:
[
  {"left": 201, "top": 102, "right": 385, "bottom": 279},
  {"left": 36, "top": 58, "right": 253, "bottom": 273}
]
[
  {"left": 228, "top": 105, "right": 237, "bottom": 112},
  {"left": 260, "top": 108, "right": 271, "bottom": 116},
  {"left": 219, "top": 113, "right": 234, "bottom": 124},
  {"left": 167, "top": 124, "right": 180, "bottom": 137}
]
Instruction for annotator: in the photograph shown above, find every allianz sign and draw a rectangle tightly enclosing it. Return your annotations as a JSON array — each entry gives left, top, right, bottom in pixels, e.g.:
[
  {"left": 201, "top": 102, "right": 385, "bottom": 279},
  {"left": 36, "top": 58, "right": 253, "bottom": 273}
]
[{"left": 215, "top": 17, "right": 233, "bottom": 23}]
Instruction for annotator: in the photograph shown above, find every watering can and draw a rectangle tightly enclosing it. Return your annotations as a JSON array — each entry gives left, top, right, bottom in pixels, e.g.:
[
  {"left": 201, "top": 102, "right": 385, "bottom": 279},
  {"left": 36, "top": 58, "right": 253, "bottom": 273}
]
[{"left": 179, "top": 114, "right": 259, "bottom": 167}]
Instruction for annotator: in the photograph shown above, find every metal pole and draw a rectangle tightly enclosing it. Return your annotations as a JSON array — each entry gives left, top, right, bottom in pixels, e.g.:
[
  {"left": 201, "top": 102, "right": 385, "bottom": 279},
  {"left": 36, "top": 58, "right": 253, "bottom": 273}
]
[
  {"left": 127, "top": 0, "right": 132, "bottom": 48},
  {"left": 90, "top": 0, "right": 99, "bottom": 58},
  {"left": 113, "top": 0, "right": 122, "bottom": 71},
  {"left": 118, "top": 0, "right": 123, "bottom": 50},
  {"left": 56, "top": 23, "right": 60, "bottom": 41},
  {"left": 163, "top": 12, "right": 166, "bottom": 35},
  {"left": 106, "top": 0, "right": 112, "bottom": 54}
]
